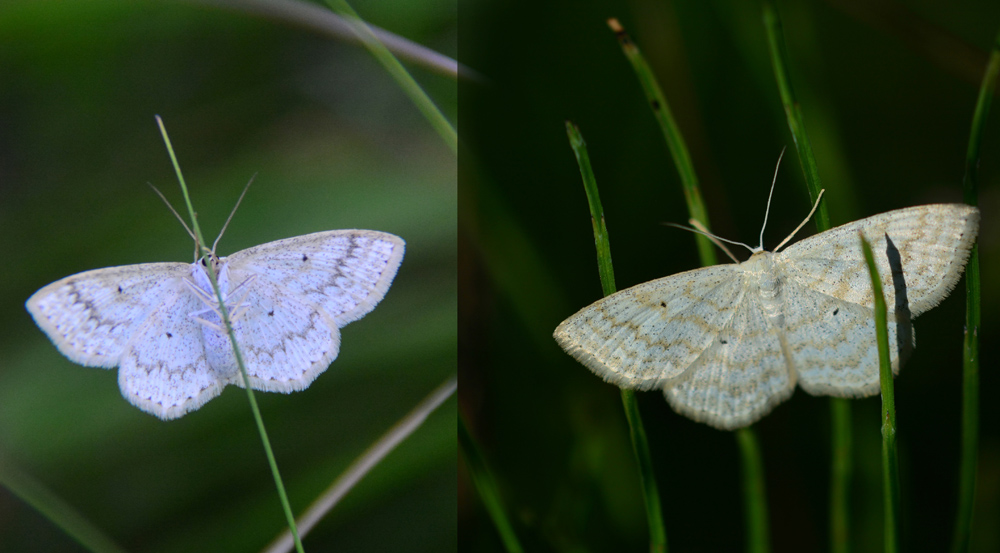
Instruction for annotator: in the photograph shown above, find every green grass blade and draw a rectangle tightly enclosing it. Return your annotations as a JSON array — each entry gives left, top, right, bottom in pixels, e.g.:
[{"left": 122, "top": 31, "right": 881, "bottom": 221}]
[
  {"left": 608, "top": 20, "right": 774, "bottom": 551},
  {"left": 156, "top": 116, "right": 305, "bottom": 553},
  {"left": 324, "top": 0, "right": 457, "bottom": 154},
  {"left": 607, "top": 18, "right": 716, "bottom": 268},
  {"left": 203, "top": 0, "right": 461, "bottom": 78},
  {"left": 859, "top": 234, "right": 899, "bottom": 553},
  {"left": 0, "top": 457, "right": 128, "bottom": 553},
  {"left": 566, "top": 122, "right": 616, "bottom": 296},
  {"left": 266, "top": 377, "right": 457, "bottom": 553},
  {"left": 459, "top": 415, "right": 524, "bottom": 553},
  {"left": 950, "top": 21, "right": 999, "bottom": 553},
  {"left": 566, "top": 121, "right": 668, "bottom": 552},
  {"left": 761, "top": 5, "right": 852, "bottom": 550},
  {"left": 829, "top": 397, "right": 852, "bottom": 553},
  {"left": 736, "top": 428, "right": 770, "bottom": 553},
  {"left": 761, "top": 1, "right": 829, "bottom": 230}
]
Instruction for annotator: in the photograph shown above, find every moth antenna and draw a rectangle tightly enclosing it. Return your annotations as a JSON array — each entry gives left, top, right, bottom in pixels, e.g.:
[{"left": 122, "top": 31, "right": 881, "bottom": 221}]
[
  {"left": 774, "top": 189, "right": 826, "bottom": 252},
  {"left": 147, "top": 182, "right": 196, "bottom": 243},
  {"left": 758, "top": 147, "right": 787, "bottom": 250},
  {"left": 212, "top": 173, "right": 257, "bottom": 255},
  {"left": 663, "top": 220, "right": 752, "bottom": 263}
]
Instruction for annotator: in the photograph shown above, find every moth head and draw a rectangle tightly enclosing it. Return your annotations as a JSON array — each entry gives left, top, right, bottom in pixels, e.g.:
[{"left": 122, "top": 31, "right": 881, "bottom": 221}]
[{"left": 199, "top": 253, "right": 223, "bottom": 277}]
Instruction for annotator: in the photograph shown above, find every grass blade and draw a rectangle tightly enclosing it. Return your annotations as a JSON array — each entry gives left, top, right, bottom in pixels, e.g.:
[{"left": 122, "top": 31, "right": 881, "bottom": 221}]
[
  {"left": 566, "top": 121, "right": 668, "bottom": 552},
  {"left": 950, "top": 21, "right": 999, "bottom": 553},
  {"left": 459, "top": 415, "right": 524, "bottom": 553},
  {"left": 198, "top": 0, "right": 462, "bottom": 78},
  {"left": 761, "top": 1, "right": 829, "bottom": 229},
  {"left": 607, "top": 20, "right": 772, "bottom": 551},
  {"left": 761, "top": 5, "right": 850, "bottom": 550},
  {"left": 736, "top": 428, "right": 770, "bottom": 553},
  {"left": 323, "top": 0, "right": 457, "bottom": 154},
  {"left": 606, "top": 17, "right": 716, "bottom": 268},
  {"left": 266, "top": 377, "right": 457, "bottom": 553},
  {"left": 157, "top": 116, "right": 305, "bottom": 553},
  {"left": 0, "top": 457, "right": 128, "bottom": 553},
  {"left": 858, "top": 234, "right": 899, "bottom": 553}
]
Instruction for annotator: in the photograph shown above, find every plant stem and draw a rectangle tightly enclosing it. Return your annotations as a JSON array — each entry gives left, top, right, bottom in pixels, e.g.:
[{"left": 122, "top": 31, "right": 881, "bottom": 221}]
[
  {"left": 566, "top": 121, "right": 668, "bottom": 552},
  {"left": 324, "top": 0, "right": 457, "bottom": 154},
  {"left": 859, "top": 234, "right": 899, "bottom": 553},
  {"left": 761, "top": 5, "right": 854, "bottom": 550},
  {"left": 459, "top": 415, "right": 524, "bottom": 553},
  {"left": 607, "top": 17, "right": 716, "bottom": 267},
  {"left": 737, "top": 428, "right": 771, "bottom": 553},
  {"left": 156, "top": 116, "right": 305, "bottom": 553},
  {"left": 950, "top": 20, "right": 999, "bottom": 553}
]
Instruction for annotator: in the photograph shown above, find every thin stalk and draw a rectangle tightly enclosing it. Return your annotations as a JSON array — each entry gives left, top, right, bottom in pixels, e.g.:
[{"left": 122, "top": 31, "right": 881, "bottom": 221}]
[
  {"left": 607, "top": 20, "right": 769, "bottom": 552},
  {"left": 859, "top": 235, "right": 899, "bottom": 553},
  {"left": 156, "top": 116, "right": 305, "bottom": 553},
  {"left": 266, "top": 376, "right": 457, "bottom": 553},
  {"left": 199, "top": 0, "right": 462, "bottom": 79},
  {"left": 0, "top": 457, "right": 128, "bottom": 553},
  {"left": 566, "top": 122, "right": 616, "bottom": 295},
  {"left": 736, "top": 428, "right": 770, "bottom": 553},
  {"left": 459, "top": 415, "right": 524, "bottom": 553},
  {"left": 950, "top": 21, "right": 999, "bottom": 553},
  {"left": 829, "top": 397, "right": 852, "bottom": 553},
  {"left": 324, "top": 0, "right": 457, "bottom": 154},
  {"left": 566, "top": 121, "right": 668, "bottom": 552},
  {"left": 761, "top": 1, "right": 829, "bottom": 229},
  {"left": 606, "top": 18, "right": 716, "bottom": 267},
  {"left": 761, "top": 5, "right": 851, "bottom": 550}
]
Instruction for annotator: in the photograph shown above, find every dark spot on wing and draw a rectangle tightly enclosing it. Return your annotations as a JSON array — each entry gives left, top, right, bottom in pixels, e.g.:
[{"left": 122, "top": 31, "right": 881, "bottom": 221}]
[
  {"left": 720, "top": 339, "right": 728, "bottom": 344},
  {"left": 268, "top": 310, "right": 274, "bottom": 316},
  {"left": 166, "top": 332, "right": 173, "bottom": 338},
  {"left": 302, "top": 254, "right": 309, "bottom": 262},
  {"left": 117, "top": 285, "right": 123, "bottom": 293},
  {"left": 660, "top": 301, "right": 666, "bottom": 308},
  {"left": 832, "top": 308, "right": 839, "bottom": 316}
]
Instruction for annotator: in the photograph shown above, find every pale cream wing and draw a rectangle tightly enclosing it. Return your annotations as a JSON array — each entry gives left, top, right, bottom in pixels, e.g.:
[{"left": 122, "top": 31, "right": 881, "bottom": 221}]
[
  {"left": 553, "top": 265, "right": 746, "bottom": 390},
  {"left": 778, "top": 204, "right": 979, "bottom": 317},
  {"left": 664, "top": 287, "right": 796, "bottom": 430},
  {"left": 26, "top": 263, "right": 192, "bottom": 368},
  {"left": 224, "top": 230, "right": 405, "bottom": 327},
  {"left": 779, "top": 276, "right": 907, "bottom": 397},
  {"left": 227, "top": 277, "right": 341, "bottom": 393},
  {"left": 118, "top": 286, "right": 223, "bottom": 420}
]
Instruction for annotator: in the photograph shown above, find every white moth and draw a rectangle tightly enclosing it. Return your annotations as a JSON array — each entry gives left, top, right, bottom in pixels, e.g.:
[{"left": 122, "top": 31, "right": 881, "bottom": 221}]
[
  {"left": 554, "top": 202, "right": 978, "bottom": 430},
  {"left": 27, "top": 226, "right": 404, "bottom": 420}
]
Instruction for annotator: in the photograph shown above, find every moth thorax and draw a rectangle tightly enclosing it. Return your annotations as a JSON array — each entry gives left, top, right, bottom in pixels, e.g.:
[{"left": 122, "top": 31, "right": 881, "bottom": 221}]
[
  {"left": 744, "top": 252, "right": 785, "bottom": 325},
  {"left": 192, "top": 255, "right": 231, "bottom": 296}
]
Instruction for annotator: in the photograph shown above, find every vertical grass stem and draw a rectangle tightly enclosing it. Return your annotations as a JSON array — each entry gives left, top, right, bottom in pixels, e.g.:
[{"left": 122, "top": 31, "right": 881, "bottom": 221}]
[
  {"left": 566, "top": 121, "right": 668, "bottom": 552},
  {"left": 156, "top": 116, "right": 305, "bottom": 553}
]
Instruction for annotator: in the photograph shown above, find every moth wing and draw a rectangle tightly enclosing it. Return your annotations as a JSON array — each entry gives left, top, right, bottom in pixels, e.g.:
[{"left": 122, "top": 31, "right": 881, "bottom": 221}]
[
  {"left": 554, "top": 265, "right": 746, "bottom": 390},
  {"left": 26, "top": 263, "right": 192, "bottom": 368},
  {"left": 224, "top": 230, "right": 405, "bottom": 327}
]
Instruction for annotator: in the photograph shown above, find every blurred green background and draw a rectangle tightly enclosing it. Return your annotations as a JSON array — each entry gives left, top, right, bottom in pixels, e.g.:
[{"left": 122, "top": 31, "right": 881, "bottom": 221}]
[
  {"left": 460, "top": 1, "right": 999, "bottom": 552},
  {"left": 0, "top": 1, "right": 455, "bottom": 551}
]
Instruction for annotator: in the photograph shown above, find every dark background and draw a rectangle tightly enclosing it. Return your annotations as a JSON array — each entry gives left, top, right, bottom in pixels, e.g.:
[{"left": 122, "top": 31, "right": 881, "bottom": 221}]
[
  {"left": 0, "top": 1, "right": 456, "bottom": 551},
  {"left": 460, "top": 1, "right": 1000, "bottom": 551}
]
